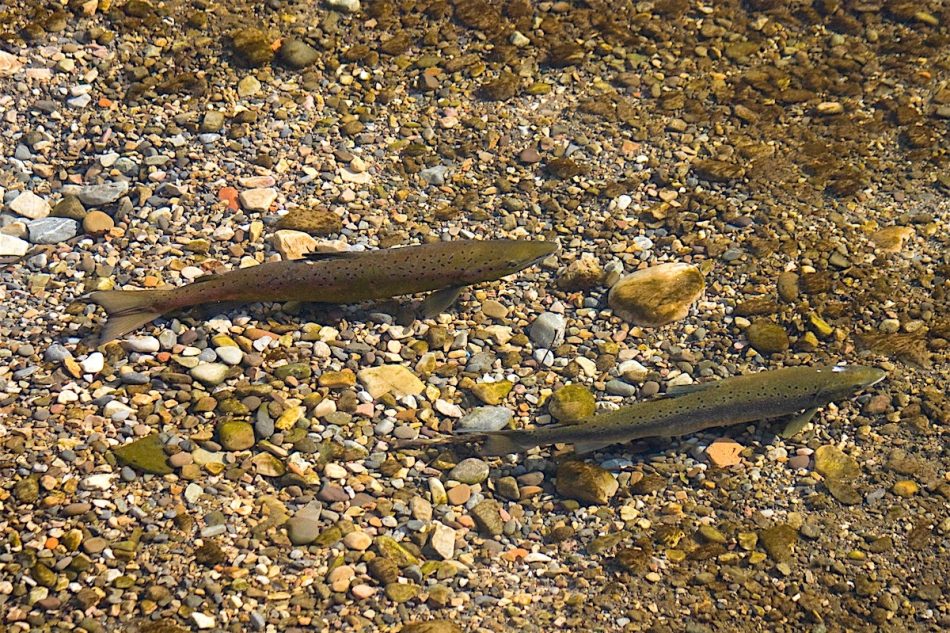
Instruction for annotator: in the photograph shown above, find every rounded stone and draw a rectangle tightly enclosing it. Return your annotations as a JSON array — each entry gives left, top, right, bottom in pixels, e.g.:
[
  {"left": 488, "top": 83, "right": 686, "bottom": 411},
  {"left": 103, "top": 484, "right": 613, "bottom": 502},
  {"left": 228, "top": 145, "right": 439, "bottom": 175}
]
[
  {"left": 82, "top": 210, "right": 114, "bottom": 237},
  {"left": 548, "top": 384, "right": 597, "bottom": 423},
  {"left": 608, "top": 262, "right": 705, "bottom": 327},
  {"left": 746, "top": 321, "right": 790, "bottom": 355},
  {"left": 217, "top": 421, "right": 255, "bottom": 451},
  {"left": 447, "top": 458, "right": 489, "bottom": 485}
]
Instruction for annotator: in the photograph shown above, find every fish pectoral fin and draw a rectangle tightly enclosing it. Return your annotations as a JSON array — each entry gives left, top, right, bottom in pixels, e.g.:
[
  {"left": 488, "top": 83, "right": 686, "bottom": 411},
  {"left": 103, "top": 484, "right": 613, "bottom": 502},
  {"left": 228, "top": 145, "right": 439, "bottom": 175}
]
[
  {"left": 419, "top": 285, "right": 465, "bottom": 318},
  {"left": 302, "top": 250, "right": 361, "bottom": 261},
  {"left": 780, "top": 407, "right": 820, "bottom": 439},
  {"left": 573, "top": 437, "right": 617, "bottom": 455},
  {"left": 193, "top": 274, "right": 217, "bottom": 283}
]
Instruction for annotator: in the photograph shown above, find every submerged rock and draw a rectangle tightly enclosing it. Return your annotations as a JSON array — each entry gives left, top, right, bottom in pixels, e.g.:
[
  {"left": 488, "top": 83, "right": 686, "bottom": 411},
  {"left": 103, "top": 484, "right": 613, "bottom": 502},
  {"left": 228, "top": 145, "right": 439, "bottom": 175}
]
[
  {"left": 608, "top": 263, "right": 705, "bottom": 327},
  {"left": 113, "top": 434, "right": 172, "bottom": 475},
  {"left": 555, "top": 461, "right": 618, "bottom": 505}
]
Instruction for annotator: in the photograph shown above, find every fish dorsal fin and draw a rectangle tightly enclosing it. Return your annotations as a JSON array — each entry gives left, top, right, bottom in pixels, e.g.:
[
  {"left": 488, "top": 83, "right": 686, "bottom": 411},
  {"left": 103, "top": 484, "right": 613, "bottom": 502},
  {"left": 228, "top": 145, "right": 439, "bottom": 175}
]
[
  {"left": 302, "top": 250, "right": 361, "bottom": 261},
  {"left": 573, "top": 437, "right": 617, "bottom": 455},
  {"left": 665, "top": 381, "right": 718, "bottom": 397}
]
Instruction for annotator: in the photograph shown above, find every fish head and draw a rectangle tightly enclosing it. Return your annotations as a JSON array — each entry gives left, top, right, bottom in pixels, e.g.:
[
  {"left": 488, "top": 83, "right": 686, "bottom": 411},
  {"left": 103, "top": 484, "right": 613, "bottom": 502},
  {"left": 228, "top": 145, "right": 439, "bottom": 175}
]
[
  {"left": 470, "top": 239, "right": 558, "bottom": 278},
  {"left": 818, "top": 364, "right": 887, "bottom": 399}
]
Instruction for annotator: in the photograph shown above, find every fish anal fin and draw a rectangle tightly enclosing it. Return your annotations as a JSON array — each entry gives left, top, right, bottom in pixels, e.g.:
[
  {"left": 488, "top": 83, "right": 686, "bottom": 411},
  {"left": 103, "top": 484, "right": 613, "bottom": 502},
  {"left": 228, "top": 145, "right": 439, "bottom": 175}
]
[
  {"left": 573, "top": 437, "right": 617, "bottom": 455},
  {"left": 98, "top": 309, "right": 163, "bottom": 346},
  {"left": 780, "top": 407, "right": 820, "bottom": 439},
  {"left": 419, "top": 285, "right": 465, "bottom": 318}
]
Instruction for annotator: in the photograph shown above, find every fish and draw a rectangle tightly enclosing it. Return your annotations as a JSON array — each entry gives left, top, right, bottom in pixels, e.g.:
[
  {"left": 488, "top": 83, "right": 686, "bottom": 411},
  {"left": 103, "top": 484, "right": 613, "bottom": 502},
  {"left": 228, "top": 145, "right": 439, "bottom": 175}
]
[
  {"left": 88, "top": 239, "right": 556, "bottom": 344},
  {"left": 411, "top": 365, "right": 886, "bottom": 456}
]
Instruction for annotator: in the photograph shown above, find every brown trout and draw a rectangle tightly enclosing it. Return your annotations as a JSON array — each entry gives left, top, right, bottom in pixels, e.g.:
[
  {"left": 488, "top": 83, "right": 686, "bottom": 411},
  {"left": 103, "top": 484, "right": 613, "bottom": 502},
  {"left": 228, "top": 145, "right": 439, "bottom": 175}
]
[
  {"left": 421, "top": 365, "right": 886, "bottom": 456},
  {"left": 89, "top": 239, "right": 555, "bottom": 343}
]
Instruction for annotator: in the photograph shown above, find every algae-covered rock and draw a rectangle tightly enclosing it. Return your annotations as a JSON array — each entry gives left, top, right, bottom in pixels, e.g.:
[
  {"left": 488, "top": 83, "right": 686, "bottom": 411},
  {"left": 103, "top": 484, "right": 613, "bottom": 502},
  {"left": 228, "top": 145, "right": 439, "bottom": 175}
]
[
  {"left": 549, "top": 384, "right": 596, "bottom": 423},
  {"left": 113, "top": 434, "right": 172, "bottom": 475}
]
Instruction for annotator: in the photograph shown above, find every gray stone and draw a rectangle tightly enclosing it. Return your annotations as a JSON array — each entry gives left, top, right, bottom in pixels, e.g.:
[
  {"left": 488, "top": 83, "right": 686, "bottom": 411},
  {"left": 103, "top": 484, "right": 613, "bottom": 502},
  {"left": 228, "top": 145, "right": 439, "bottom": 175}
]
[
  {"left": 448, "top": 458, "right": 489, "bottom": 485},
  {"left": 420, "top": 165, "right": 450, "bottom": 185},
  {"left": 456, "top": 406, "right": 513, "bottom": 432},
  {"left": 286, "top": 511, "right": 322, "bottom": 545},
  {"left": 28, "top": 217, "right": 78, "bottom": 244},
  {"left": 78, "top": 181, "right": 129, "bottom": 206},
  {"left": 279, "top": 38, "right": 320, "bottom": 69},
  {"left": 529, "top": 312, "right": 566, "bottom": 348}
]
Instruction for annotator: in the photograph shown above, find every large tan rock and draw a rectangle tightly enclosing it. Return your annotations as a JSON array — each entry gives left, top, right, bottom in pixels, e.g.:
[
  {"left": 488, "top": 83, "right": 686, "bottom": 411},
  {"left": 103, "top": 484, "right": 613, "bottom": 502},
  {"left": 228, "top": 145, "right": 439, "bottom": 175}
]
[
  {"left": 271, "top": 230, "right": 317, "bottom": 260},
  {"left": 607, "top": 262, "right": 705, "bottom": 326}
]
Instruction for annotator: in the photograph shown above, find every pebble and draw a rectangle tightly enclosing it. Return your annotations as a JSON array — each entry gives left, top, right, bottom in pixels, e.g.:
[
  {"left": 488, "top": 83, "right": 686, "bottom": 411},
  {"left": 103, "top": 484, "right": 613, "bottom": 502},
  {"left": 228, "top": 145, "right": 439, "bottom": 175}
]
[
  {"left": 190, "top": 363, "right": 230, "bottom": 386},
  {"left": 448, "top": 458, "right": 490, "bottom": 485},
  {"left": 239, "top": 188, "right": 278, "bottom": 212},
  {"left": 529, "top": 312, "right": 566, "bottom": 348}
]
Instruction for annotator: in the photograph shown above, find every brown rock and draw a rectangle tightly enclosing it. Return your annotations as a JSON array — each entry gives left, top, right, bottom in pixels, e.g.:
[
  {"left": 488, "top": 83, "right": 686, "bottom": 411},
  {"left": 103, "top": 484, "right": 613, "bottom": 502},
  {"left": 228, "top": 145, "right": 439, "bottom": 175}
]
[
  {"left": 608, "top": 263, "right": 705, "bottom": 327},
  {"left": 82, "top": 210, "right": 114, "bottom": 237}
]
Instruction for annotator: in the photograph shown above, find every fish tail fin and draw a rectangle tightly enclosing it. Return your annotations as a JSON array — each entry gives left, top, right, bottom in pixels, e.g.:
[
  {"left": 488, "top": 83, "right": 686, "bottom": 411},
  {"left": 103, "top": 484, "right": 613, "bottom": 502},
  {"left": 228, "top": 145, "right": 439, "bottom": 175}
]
[
  {"left": 395, "top": 429, "right": 535, "bottom": 456},
  {"left": 88, "top": 289, "right": 176, "bottom": 343}
]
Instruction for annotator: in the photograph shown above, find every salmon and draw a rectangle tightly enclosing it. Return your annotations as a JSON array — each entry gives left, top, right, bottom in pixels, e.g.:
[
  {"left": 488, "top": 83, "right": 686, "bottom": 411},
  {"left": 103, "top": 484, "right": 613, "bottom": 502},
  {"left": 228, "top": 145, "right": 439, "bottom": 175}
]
[
  {"left": 89, "top": 239, "right": 556, "bottom": 343},
  {"left": 413, "top": 365, "right": 886, "bottom": 456}
]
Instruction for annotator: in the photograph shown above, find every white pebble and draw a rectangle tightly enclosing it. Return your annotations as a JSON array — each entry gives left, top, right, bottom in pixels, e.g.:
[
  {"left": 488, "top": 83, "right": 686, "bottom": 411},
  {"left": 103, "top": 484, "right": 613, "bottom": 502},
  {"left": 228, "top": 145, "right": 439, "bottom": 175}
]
[{"left": 80, "top": 352, "right": 104, "bottom": 374}]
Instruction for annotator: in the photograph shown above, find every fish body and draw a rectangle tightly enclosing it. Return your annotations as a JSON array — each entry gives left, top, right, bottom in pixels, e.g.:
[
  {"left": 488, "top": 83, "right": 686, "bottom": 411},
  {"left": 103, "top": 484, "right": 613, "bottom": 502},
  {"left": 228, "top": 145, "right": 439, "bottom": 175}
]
[
  {"left": 89, "top": 239, "right": 555, "bottom": 343},
  {"left": 460, "top": 365, "right": 886, "bottom": 456}
]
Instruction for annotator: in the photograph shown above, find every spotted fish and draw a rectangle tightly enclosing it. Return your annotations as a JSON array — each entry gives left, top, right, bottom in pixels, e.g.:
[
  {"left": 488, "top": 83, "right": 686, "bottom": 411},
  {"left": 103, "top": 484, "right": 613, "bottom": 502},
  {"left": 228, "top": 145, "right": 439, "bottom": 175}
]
[
  {"left": 89, "top": 239, "right": 556, "bottom": 343},
  {"left": 415, "top": 365, "right": 886, "bottom": 456}
]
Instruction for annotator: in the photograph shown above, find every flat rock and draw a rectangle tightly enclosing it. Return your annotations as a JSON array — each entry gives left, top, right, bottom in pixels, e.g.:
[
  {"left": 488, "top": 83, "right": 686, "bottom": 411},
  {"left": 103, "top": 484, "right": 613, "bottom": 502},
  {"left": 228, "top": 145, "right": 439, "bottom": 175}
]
[
  {"left": 608, "top": 262, "right": 705, "bottom": 327},
  {"left": 555, "top": 461, "right": 619, "bottom": 505},
  {"left": 78, "top": 181, "right": 129, "bottom": 206},
  {"left": 358, "top": 365, "right": 424, "bottom": 398},
  {"left": 0, "top": 50, "right": 24, "bottom": 76},
  {"left": 429, "top": 522, "right": 456, "bottom": 560},
  {"left": 705, "top": 438, "right": 744, "bottom": 468},
  {"left": 9, "top": 190, "right": 50, "bottom": 219},
  {"left": 113, "top": 435, "right": 172, "bottom": 475},
  {"left": 28, "top": 217, "right": 78, "bottom": 244},
  {"left": 456, "top": 406, "right": 512, "bottom": 432},
  {"left": 275, "top": 206, "right": 342, "bottom": 235},
  {"left": 238, "top": 187, "right": 278, "bottom": 212},
  {"left": 0, "top": 234, "right": 30, "bottom": 257}
]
